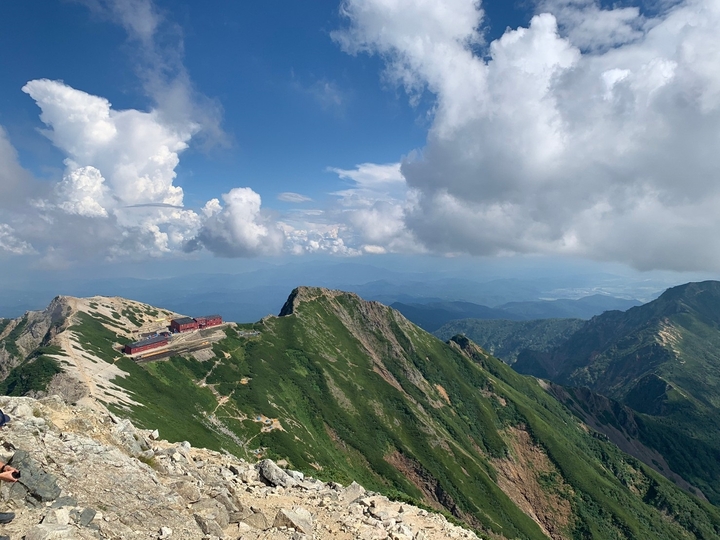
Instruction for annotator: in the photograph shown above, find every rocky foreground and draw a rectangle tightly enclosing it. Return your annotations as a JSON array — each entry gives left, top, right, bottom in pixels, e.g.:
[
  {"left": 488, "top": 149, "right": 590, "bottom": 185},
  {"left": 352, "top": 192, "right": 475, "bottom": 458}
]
[{"left": 0, "top": 396, "right": 480, "bottom": 540}]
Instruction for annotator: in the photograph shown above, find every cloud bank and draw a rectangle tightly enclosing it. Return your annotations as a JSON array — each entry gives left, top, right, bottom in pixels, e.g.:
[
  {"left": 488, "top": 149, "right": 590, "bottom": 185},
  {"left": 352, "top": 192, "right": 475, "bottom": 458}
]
[
  {"left": 5, "top": 0, "right": 720, "bottom": 272},
  {"left": 334, "top": 0, "right": 720, "bottom": 271}
]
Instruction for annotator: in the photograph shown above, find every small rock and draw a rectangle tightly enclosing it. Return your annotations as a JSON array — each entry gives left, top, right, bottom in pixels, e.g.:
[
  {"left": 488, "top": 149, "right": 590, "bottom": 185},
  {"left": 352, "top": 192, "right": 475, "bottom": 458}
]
[
  {"left": 78, "top": 507, "right": 97, "bottom": 526},
  {"left": 228, "top": 508, "right": 253, "bottom": 523},
  {"left": 12, "top": 403, "right": 34, "bottom": 418},
  {"left": 339, "top": 481, "right": 366, "bottom": 503},
  {"left": 192, "top": 498, "right": 230, "bottom": 528},
  {"left": 287, "top": 470, "right": 304, "bottom": 481},
  {"left": 9, "top": 449, "right": 61, "bottom": 502},
  {"left": 172, "top": 480, "right": 201, "bottom": 503},
  {"left": 213, "top": 491, "right": 238, "bottom": 513},
  {"left": 158, "top": 525, "right": 172, "bottom": 538},
  {"left": 42, "top": 508, "right": 70, "bottom": 525},
  {"left": 50, "top": 496, "right": 77, "bottom": 509},
  {"left": 194, "top": 514, "right": 223, "bottom": 537}
]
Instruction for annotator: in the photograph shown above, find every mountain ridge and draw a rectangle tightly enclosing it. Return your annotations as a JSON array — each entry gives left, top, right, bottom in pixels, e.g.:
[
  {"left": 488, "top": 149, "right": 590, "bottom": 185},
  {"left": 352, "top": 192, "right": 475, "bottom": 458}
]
[{"left": 0, "top": 288, "right": 719, "bottom": 538}]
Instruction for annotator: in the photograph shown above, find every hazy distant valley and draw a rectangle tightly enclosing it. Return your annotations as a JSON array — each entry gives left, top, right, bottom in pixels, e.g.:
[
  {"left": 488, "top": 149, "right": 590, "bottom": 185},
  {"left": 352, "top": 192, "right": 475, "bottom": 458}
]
[{"left": 0, "top": 260, "right": 661, "bottom": 322}]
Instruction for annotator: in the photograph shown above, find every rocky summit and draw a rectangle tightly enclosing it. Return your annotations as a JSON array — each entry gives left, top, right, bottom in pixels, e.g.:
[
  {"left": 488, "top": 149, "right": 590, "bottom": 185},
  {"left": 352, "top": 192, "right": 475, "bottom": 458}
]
[{"left": 0, "top": 394, "right": 478, "bottom": 540}]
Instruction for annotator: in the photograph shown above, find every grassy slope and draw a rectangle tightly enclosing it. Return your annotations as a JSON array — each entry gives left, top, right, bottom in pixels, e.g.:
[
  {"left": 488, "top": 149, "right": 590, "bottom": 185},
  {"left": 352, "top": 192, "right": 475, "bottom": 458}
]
[{"left": 455, "top": 336, "right": 720, "bottom": 539}]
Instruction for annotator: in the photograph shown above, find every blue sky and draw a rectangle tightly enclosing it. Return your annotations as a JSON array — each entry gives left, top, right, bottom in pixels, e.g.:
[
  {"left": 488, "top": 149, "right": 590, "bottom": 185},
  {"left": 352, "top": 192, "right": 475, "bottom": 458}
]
[
  {"left": 0, "top": 0, "right": 525, "bottom": 204},
  {"left": 1, "top": 0, "right": 720, "bottom": 286}
]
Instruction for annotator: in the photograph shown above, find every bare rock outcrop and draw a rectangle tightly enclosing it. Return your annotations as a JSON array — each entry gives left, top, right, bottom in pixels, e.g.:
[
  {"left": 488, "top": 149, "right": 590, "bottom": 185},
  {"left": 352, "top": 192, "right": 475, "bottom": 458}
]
[
  {"left": 0, "top": 296, "right": 70, "bottom": 376},
  {"left": 0, "top": 395, "right": 482, "bottom": 540}
]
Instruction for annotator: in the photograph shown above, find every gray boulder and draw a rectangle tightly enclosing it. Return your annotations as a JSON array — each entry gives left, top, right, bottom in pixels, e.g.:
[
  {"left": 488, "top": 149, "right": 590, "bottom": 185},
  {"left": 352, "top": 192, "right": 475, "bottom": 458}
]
[{"left": 257, "top": 459, "right": 297, "bottom": 488}]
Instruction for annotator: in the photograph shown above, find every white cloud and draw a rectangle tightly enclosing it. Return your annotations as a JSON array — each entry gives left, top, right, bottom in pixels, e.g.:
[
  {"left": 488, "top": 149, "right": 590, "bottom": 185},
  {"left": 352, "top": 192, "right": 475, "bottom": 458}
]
[
  {"left": 6, "top": 77, "right": 374, "bottom": 263},
  {"left": 280, "top": 223, "right": 360, "bottom": 256},
  {"left": 539, "top": 0, "right": 646, "bottom": 51},
  {"left": 335, "top": 0, "right": 720, "bottom": 271},
  {"left": 278, "top": 192, "right": 313, "bottom": 203},
  {"left": 329, "top": 162, "right": 405, "bottom": 188},
  {"left": 24, "top": 79, "right": 191, "bottom": 208},
  {"left": 0, "top": 224, "right": 35, "bottom": 255},
  {"left": 325, "top": 162, "right": 425, "bottom": 254},
  {"left": 56, "top": 165, "right": 110, "bottom": 218},
  {"left": 270, "top": 163, "right": 424, "bottom": 256},
  {"left": 18, "top": 79, "right": 202, "bottom": 260},
  {"left": 191, "top": 188, "right": 284, "bottom": 257}
]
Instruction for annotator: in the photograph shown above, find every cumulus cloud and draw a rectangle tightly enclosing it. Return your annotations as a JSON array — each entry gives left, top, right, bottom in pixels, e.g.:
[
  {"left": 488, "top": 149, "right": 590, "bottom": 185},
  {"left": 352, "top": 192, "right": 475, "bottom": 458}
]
[
  {"left": 56, "top": 166, "right": 110, "bottom": 218},
  {"left": 24, "top": 79, "right": 190, "bottom": 207},
  {"left": 190, "top": 188, "right": 284, "bottom": 257},
  {"left": 335, "top": 0, "right": 720, "bottom": 271},
  {"left": 269, "top": 163, "right": 424, "bottom": 256},
  {"left": 281, "top": 223, "right": 360, "bottom": 256},
  {"left": 3, "top": 76, "right": 364, "bottom": 263},
  {"left": 18, "top": 79, "right": 202, "bottom": 258}
]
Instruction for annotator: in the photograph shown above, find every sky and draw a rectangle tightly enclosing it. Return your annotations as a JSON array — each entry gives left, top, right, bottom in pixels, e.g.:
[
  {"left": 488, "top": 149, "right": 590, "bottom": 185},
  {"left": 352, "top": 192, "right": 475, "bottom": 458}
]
[{"left": 2, "top": 0, "right": 720, "bottom": 285}]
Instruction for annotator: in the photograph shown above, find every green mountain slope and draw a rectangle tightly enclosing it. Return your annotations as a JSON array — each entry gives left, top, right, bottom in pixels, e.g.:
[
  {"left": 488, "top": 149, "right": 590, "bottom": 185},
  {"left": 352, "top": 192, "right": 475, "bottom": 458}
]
[
  {"left": 514, "top": 280, "right": 720, "bottom": 504},
  {"left": 434, "top": 318, "right": 584, "bottom": 363},
  {"left": 3, "top": 289, "right": 720, "bottom": 539}
]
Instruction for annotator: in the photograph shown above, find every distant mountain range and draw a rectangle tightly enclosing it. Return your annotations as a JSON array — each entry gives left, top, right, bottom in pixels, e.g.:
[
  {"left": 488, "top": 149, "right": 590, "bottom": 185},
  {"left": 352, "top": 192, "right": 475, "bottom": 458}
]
[
  {"left": 393, "top": 294, "right": 641, "bottom": 332},
  {"left": 0, "top": 260, "right": 660, "bottom": 322},
  {"left": 1, "top": 288, "right": 717, "bottom": 538}
]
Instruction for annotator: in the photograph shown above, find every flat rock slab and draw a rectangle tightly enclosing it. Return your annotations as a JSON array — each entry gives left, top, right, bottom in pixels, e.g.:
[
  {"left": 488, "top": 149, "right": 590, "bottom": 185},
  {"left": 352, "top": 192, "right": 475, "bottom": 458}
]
[
  {"left": 273, "top": 507, "right": 313, "bottom": 534},
  {"left": 25, "top": 523, "right": 74, "bottom": 540},
  {"left": 9, "top": 449, "right": 60, "bottom": 503}
]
